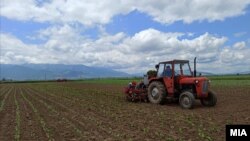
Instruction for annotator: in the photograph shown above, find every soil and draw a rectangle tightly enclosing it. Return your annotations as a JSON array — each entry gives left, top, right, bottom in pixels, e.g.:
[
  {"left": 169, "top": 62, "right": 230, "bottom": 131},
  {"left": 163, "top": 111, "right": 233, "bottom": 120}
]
[{"left": 0, "top": 82, "right": 249, "bottom": 141}]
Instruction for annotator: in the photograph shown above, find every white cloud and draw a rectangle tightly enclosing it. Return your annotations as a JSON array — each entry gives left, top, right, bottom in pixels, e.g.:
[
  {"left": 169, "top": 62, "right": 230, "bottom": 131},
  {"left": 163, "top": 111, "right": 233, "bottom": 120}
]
[
  {"left": 136, "top": 0, "right": 250, "bottom": 24},
  {"left": 1, "top": 0, "right": 250, "bottom": 25},
  {"left": 0, "top": 33, "right": 57, "bottom": 64},
  {"left": 1, "top": 27, "right": 249, "bottom": 74},
  {"left": 0, "top": 0, "right": 133, "bottom": 26},
  {"left": 220, "top": 42, "right": 249, "bottom": 64},
  {"left": 121, "top": 29, "right": 227, "bottom": 64},
  {"left": 232, "top": 41, "right": 246, "bottom": 50},
  {"left": 196, "top": 41, "right": 250, "bottom": 74}
]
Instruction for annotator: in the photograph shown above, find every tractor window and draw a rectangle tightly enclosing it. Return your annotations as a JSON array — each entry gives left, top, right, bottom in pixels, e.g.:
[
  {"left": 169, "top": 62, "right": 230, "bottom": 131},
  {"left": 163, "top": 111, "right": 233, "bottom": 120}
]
[
  {"left": 157, "top": 64, "right": 165, "bottom": 77},
  {"left": 174, "top": 64, "right": 181, "bottom": 76},
  {"left": 181, "top": 63, "right": 192, "bottom": 76},
  {"left": 174, "top": 63, "right": 192, "bottom": 76}
]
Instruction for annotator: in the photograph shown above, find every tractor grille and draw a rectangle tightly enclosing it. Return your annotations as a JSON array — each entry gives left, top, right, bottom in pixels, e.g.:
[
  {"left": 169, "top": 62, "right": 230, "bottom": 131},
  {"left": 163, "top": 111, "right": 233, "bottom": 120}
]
[{"left": 202, "top": 80, "right": 208, "bottom": 94}]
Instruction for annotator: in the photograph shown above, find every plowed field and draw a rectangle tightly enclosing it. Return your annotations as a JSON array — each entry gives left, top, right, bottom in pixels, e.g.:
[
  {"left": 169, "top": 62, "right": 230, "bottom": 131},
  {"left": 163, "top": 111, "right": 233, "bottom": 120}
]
[{"left": 0, "top": 80, "right": 249, "bottom": 141}]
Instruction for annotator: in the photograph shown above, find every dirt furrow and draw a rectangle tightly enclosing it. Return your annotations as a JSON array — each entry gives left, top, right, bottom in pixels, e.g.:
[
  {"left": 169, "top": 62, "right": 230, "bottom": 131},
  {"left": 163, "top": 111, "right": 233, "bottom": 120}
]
[
  {"left": 26, "top": 85, "right": 168, "bottom": 140},
  {"left": 14, "top": 88, "right": 21, "bottom": 141},
  {"left": 31, "top": 84, "right": 127, "bottom": 115},
  {"left": 0, "top": 85, "right": 11, "bottom": 97},
  {"left": 0, "top": 86, "right": 13, "bottom": 112},
  {"left": 5, "top": 82, "right": 248, "bottom": 141},
  {"left": 20, "top": 89, "right": 54, "bottom": 141},
  {"left": 24, "top": 86, "right": 130, "bottom": 140},
  {"left": 31, "top": 84, "right": 224, "bottom": 140},
  {"left": 0, "top": 86, "right": 16, "bottom": 141},
  {"left": 16, "top": 87, "right": 49, "bottom": 141},
  {"left": 23, "top": 87, "right": 105, "bottom": 140}
]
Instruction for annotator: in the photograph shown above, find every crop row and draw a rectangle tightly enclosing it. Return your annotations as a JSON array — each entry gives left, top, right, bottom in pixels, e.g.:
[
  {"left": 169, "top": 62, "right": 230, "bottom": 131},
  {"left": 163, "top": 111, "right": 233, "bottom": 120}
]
[
  {"left": 23, "top": 86, "right": 117, "bottom": 140},
  {"left": 14, "top": 88, "right": 21, "bottom": 141},
  {"left": 24, "top": 85, "right": 126, "bottom": 140},
  {"left": 0, "top": 86, "right": 13, "bottom": 112},
  {"left": 27, "top": 83, "right": 219, "bottom": 140},
  {"left": 20, "top": 88, "right": 53, "bottom": 141},
  {"left": 3, "top": 82, "right": 241, "bottom": 140},
  {"left": 0, "top": 86, "right": 17, "bottom": 140},
  {"left": 24, "top": 84, "right": 154, "bottom": 139}
]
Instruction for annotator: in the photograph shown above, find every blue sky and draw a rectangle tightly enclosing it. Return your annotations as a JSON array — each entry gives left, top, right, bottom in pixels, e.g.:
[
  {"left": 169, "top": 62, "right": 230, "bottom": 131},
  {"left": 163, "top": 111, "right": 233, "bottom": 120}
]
[{"left": 1, "top": 0, "right": 250, "bottom": 74}]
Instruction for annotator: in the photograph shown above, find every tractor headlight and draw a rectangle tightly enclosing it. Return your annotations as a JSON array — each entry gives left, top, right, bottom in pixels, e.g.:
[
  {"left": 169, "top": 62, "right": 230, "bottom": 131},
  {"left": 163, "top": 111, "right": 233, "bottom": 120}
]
[{"left": 195, "top": 80, "right": 199, "bottom": 84}]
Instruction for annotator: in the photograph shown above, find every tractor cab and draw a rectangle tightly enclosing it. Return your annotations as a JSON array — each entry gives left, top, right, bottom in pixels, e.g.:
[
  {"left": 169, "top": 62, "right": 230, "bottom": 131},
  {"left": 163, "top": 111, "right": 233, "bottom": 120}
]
[
  {"left": 156, "top": 60, "right": 192, "bottom": 78},
  {"left": 151, "top": 60, "right": 194, "bottom": 97}
]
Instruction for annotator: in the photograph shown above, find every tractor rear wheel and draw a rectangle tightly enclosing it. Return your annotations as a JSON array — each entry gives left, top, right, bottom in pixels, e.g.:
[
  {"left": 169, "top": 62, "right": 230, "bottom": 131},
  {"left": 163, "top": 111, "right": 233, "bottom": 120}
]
[
  {"left": 179, "top": 91, "right": 195, "bottom": 109},
  {"left": 200, "top": 90, "right": 217, "bottom": 107},
  {"left": 147, "top": 81, "right": 166, "bottom": 104}
]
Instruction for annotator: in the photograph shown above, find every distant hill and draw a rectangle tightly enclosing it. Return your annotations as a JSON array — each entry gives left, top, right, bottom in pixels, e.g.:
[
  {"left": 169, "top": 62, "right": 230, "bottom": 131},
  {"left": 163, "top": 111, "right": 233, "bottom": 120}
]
[
  {"left": 0, "top": 64, "right": 130, "bottom": 80},
  {"left": 239, "top": 71, "right": 250, "bottom": 75},
  {"left": 197, "top": 71, "right": 215, "bottom": 76}
]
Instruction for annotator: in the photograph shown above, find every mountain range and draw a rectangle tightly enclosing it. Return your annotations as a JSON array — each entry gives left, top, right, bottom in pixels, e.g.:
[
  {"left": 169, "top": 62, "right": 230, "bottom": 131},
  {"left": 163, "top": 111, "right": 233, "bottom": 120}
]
[
  {"left": 0, "top": 64, "right": 130, "bottom": 80},
  {"left": 1, "top": 64, "right": 247, "bottom": 81}
]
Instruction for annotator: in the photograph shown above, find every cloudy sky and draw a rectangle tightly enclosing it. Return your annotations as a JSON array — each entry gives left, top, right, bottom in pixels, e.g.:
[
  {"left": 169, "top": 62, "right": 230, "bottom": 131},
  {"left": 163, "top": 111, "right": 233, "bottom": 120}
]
[{"left": 1, "top": 0, "right": 250, "bottom": 74}]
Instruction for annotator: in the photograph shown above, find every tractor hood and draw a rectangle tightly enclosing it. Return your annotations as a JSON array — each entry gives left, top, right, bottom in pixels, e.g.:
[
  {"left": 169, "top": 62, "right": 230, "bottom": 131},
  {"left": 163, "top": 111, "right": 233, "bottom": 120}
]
[{"left": 179, "top": 77, "right": 209, "bottom": 84}]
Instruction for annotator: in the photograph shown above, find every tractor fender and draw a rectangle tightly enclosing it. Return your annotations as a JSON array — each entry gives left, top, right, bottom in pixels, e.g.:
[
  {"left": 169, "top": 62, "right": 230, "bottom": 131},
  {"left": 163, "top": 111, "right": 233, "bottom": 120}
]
[{"left": 148, "top": 78, "right": 164, "bottom": 87}]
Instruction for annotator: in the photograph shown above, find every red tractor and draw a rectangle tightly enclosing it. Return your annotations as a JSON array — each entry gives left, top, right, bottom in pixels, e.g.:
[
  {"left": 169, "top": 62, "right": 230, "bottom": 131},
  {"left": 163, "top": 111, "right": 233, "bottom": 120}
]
[{"left": 124, "top": 58, "right": 217, "bottom": 109}]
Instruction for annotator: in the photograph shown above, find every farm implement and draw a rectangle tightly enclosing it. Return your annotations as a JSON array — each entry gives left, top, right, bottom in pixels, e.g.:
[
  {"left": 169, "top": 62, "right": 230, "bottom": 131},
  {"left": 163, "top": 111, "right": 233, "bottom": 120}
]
[{"left": 124, "top": 58, "right": 217, "bottom": 109}]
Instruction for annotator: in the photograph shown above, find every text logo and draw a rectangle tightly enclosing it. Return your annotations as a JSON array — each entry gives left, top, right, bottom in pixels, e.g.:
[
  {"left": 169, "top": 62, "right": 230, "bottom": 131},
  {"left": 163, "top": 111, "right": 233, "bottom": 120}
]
[
  {"left": 230, "top": 129, "right": 247, "bottom": 136},
  {"left": 226, "top": 125, "right": 249, "bottom": 141}
]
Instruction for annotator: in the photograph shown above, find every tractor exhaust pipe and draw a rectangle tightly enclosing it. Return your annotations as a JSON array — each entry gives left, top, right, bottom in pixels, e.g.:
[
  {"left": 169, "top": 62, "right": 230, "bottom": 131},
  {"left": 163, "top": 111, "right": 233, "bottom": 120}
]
[{"left": 194, "top": 57, "right": 197, "bottom": 77}]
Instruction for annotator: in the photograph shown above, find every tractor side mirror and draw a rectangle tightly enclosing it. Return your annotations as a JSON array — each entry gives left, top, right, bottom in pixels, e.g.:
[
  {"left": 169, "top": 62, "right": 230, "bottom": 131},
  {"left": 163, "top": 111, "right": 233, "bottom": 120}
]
[{"left": 155, "top": 64, "right": 159, "bottom": 69}]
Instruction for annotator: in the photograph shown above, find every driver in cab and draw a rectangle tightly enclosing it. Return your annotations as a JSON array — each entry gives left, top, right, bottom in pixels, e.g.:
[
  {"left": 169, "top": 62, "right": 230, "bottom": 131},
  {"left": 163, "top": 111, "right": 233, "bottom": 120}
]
[{"left": 162, "top": 65, "right": 172, "bottom": 77}]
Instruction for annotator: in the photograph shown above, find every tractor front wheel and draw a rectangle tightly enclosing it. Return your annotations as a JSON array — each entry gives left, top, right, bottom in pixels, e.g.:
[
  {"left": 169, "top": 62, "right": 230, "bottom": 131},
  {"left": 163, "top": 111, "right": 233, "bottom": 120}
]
[
  {"left": 200, "top": 90, "right": 217, "bottom": 107},
  {"left": 148, "top": 81, "right": 166, "bottom": 104},
  {"left": 179, "top": 91, "right": 195, "bottom": 109}
]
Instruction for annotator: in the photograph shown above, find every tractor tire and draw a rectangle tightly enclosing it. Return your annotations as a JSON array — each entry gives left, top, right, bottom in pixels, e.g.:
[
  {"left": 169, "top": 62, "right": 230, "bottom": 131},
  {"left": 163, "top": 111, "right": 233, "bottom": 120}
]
[
  {"left": 147, "top": 81, "right": 166, "bottom": 104},
  {"left": 200, "top": 90, "right": 217, "bottom": 107},
  {"left": 179, "top": 91, "right": 195, "bottom": 109}
]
